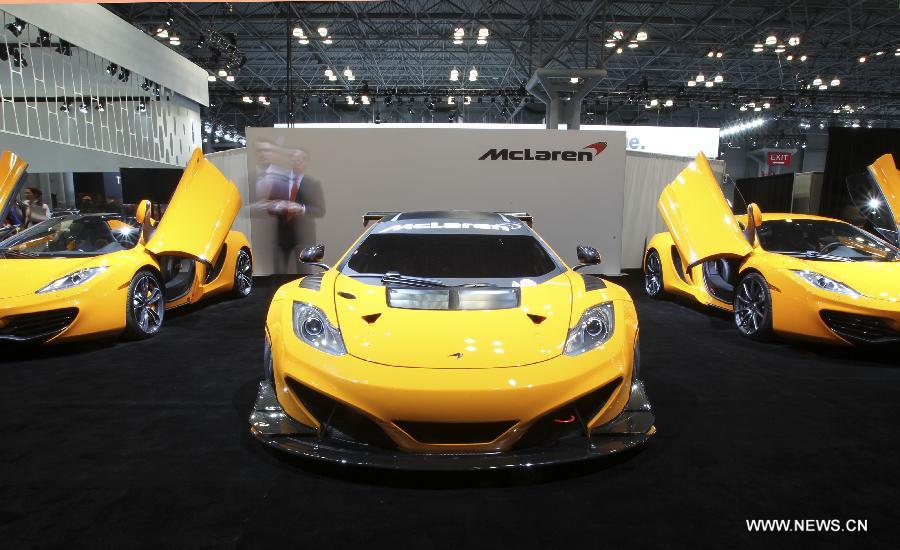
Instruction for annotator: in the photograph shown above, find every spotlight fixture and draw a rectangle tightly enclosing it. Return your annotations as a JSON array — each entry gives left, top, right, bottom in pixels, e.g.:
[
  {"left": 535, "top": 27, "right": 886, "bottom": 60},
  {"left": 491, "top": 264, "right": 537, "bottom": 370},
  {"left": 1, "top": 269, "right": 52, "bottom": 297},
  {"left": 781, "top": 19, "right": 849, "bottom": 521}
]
[
  {"left": 636, "top": 31, "right": 648, "bottom": 41},
  {"left": 169, "top": 35, "right": 181, "bottom": 46},
  {"left": 788, "top": 36, "right": 800, "bottom": 46},
  {"left": 714, "top": 74, "right": 724, "bottom": 83},
  {"left": 141, "top": 78, "right": 152, "bottom": 91},
  {"left": 301, "top": 97, "right": 309, "bottom": 108},
  {"left": 117, "top": 68, "right": 130, "bottom": 82},
  {"left": 38, "top": 30, "right": 52, "bottom": 47},
  {"left": 60, "top": 102, "right": 71, "bottom": 113},
  {"left": 324, "top": 68, "right": 334, "bottom": 77},
  {"left": 292, "top": 26, "right": 304, "bottom": 38},
  {"left": 343, "top": 67, "right": 353, "bottom": 77},
  {"left": 764, "top": 35, "right": 777, "bottom": 46},
  {"left": 469, "top": 67, "right": 478, "bottom": 81},
  {"left": 705, "top": 81, "right": 714, "bottom": 88},
  {"left": 800, "top": 55, "right": 808, "bottom": 62},
  {"left": 695, "top": 73, "right": 705, "bottom": 83},
  {"left": 137, "top": 101, "right": 147, "bottom": 113},
  {"left": 858, "top": 55, "right": 867, "bottom": 63},
  {"left": 323, "top": 37, "right": 332, "bottom": 45},
  {"left": 753, "top": 44, "right": 764, "bottom": 53},
  {"left": 96, "top": 100, "right": 105, "bottom": 112},
  {"left": 106, "top": 63, "right": 118, "bottom": 75},
  {"left": 570, "top": 77, "right": 579, "bottom": 84},
  {"left": 830, "top": 77, "right": 840, "bottom": 86},
  {"left": 616, "top": 48, "right": 623, "bottom": 54},
  {"left": 6, "top": 18, "right": 26, "bottom": 37},
  {"left": 346, "top": 95, "right": 355, "bottom": 105},
  {"left": 812, "top": 76, "right": 822, "bottom": 86},
  {"left": 687, "top": 80, "right": 697, "bottom": 87},
  {"left": 298, "top": 38, "right": 310, "bottom": 45},
  {"left": 78, "top": 102, "right": 88, "bottom": 114},
  {"left": 361, "top": 95, "right": 370, "bottom": 105},
  {"left": 218, "top": 69, "right": 227, "bottom": 77},
  {"left": 464, "top": 96, "right": 472, "bottom": 105},
  {"left": 786, "top": 55, "right": 794, "bottom": 61},
  {"left": 449, "top": 67, "right": 459, "bottom": 81},
  {"left": 242, "top": 96, "right": 252, "bottom": 103},
  {"left": 664, "top": 99, "right": 674, "bottom": 107},
  {"left": 317, "top": 26, "right": 328, "bottom": 37},
  {"left": 226, "top": 74, "right": 235, "bottom": 82},
  {"left": 207, "top": 74, "right": 216, "bottom": 82},
  {"left": 155, "top": 28, "right": 169, "bottom": 39}
]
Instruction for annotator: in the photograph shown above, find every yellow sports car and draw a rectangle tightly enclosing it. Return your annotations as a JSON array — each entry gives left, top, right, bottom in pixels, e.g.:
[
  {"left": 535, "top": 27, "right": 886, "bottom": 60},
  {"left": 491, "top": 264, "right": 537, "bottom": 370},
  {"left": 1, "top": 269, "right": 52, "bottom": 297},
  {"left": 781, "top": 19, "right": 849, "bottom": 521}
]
[
  {"left": 250, "top": 211, "right": 655, "bottom": 469},
  {"left": 644, "top": 153, "right": 900, "bottom": 345},
  {"left": 0, "top": 149, "right": 252, "bottom": 343}
]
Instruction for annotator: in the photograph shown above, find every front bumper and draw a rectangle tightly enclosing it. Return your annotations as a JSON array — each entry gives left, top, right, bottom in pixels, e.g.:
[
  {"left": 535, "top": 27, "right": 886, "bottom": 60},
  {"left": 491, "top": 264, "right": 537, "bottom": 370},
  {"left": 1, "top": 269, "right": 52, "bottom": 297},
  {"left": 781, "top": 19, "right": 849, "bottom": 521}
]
[{"left": 249, "top": 379, "right": 655, "bottom": 470}]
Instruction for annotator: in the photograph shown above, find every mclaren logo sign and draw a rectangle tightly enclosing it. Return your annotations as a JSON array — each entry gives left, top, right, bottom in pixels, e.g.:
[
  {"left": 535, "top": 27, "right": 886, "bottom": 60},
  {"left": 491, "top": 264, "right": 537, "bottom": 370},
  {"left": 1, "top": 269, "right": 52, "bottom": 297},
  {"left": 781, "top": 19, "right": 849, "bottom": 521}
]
[{"left": 479, "top": 141, "right": 607, "bottom": 162}]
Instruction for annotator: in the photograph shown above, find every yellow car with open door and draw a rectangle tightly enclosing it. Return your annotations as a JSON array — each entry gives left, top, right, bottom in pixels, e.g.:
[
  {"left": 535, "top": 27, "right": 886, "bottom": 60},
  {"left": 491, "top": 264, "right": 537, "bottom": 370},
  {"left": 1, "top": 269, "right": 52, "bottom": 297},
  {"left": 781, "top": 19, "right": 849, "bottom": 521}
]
[
  {"left": 0, "top": 149, "right": 253, "bottom": 344},
  {"left": 250, "top": 211, "right": 655, "bottom": 469},
  {"left": 644, "top": 153, "right": 900, "bottom": 345}
]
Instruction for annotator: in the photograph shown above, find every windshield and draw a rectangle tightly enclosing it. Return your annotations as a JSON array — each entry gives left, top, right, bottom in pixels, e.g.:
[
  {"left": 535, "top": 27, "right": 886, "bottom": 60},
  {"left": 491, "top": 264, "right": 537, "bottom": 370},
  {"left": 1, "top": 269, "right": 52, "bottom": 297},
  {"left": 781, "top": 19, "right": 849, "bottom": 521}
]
[
  {"left": 757, "top": 219, "right": 899, "bottom": 262},
  {"left": 342, "top": 233, "right": 561, "bottom": 280},
  {"left": 0, "top": 215, "right": 140, "bottom": 257}
]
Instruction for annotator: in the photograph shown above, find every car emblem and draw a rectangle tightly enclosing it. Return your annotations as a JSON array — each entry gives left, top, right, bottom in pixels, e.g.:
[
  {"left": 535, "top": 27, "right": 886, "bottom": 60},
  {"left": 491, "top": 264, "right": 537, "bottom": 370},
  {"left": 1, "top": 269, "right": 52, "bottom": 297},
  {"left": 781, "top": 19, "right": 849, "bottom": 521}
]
[{"left": 449, "top": 352, "right": 463, "bottom": 359}]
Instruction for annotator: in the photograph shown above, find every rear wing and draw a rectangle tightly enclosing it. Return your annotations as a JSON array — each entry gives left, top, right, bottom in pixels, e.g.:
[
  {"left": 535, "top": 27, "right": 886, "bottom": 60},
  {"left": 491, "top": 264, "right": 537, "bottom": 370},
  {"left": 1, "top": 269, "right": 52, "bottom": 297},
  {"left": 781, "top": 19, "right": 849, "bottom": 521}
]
[
  {"left": 496, "top": 212, "right": 533, "bottom": 227},
  {"left": 363, "top": 211, "right": 399, "bottom": 226},
  {"left": 362, "top": 211, "right": 534, "bottom": 227}
]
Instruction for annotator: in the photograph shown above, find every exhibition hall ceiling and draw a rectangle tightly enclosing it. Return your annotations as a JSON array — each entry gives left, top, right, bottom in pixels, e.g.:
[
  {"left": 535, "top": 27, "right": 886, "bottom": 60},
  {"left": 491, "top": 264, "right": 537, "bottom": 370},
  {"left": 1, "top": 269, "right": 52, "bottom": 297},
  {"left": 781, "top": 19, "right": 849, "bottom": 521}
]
[{"left": 100, "top": 1, "right": 899, "bottom": 132}]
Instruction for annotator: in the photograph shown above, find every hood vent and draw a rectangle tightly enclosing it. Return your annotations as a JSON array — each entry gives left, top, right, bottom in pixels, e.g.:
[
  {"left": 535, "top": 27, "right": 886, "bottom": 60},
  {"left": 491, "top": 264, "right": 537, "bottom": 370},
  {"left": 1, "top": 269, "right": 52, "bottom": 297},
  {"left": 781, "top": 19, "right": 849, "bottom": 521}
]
[
  {"left": 386, "top": 287, "right": 520, "bottom": 310},
  {"left": 298, "top": 273, "right": 323, "bottom": 291}
]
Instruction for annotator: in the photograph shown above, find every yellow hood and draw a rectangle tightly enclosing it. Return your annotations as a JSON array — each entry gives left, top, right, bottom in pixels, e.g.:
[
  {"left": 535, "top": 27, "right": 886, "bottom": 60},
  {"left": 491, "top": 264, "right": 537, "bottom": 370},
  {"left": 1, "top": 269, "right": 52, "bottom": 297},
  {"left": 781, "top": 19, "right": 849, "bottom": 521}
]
[
  {"left": 0, "top": 257, "right": 102, "bottom": 299},
  {"left": 332, "top": 273, "right": 573, "bottom": 369},
  {"left": 802, "top": 260, "right": 900, "bottom": 302}
]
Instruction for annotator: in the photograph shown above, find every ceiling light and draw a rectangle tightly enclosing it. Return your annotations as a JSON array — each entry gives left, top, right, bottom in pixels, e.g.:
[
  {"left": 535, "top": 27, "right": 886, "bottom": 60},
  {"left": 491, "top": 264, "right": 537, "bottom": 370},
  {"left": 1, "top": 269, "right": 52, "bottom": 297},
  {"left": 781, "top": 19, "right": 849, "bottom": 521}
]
[
  {"left": 469, "top": 67, "right": 478, "bottom": 81},
  {"left": 874, "top": 51, "right": 884, "bottom": 56},
  {"left": 450, "top": 68, "right": 459, "bottom": 81},
  {"left": 687, "top": 80, "right": 697, "bottom": 87},
  {"left": 616, "top": 48, "right": 623, "bottom": 54},
  {"left": 328, "top": 75, "right": 337, "bottom": 81},
  {"left": 765, "top": 35, "right": 777, "bottom": 46},
  {"left": 242, "top": 96, "right": 252, "bottom": 103},
  {"left": 453, "top": 39, "right": 463, "bottom": 45},
  {"left": 763, "top": 102, "right": 771, "bottom": 109},
  {"left": 612, "top": 30, "right": 624, "bottom": 40},
  {"left": 664, "top": 99, "right": 674, "bottom": 107},
  {"left": 347, "top": 75, "right": 356, "bottom": 81},
  {"left": 217, "top": 69, "right": 227, "bottom": 77},
  {"left": 636, "top": 31, "right": 648, "bottom": 41},
  {"left": 317, "top": 26, "right": 328, "bottom": 37},
  {"left": 818, "top": 84, "right": 828, "bottom": 90},
  {"left": 739, "top": 106, "right": 747, "bottom": 111},
  {"left": 293, "top": 26, "right": 304, "bottom": 38},
  {"left": 695, "top": 73, "right": 705, "bottom": 82},
  {"left": 361, "top": 95, "right": 370, "bottom": 105},
  {"left": 800, "top": 55, "right": 807, "bottom": 61},
  {"left": 477, "top": 38, "right": 487, "bottom": 45},
  {"left": 155, "top": 28, "right": 169, "bottom": 39},
  {"left": 812, "top": 76, "right": 822, "bottom": 86},
  {"left": 454, "top": 27, "right": 464, "bottom": 37},
  {"left": 649, "top": 99, "right": 658, "bottom": 107},
  {"left": 324, "top": 68, "right": 334, "bottom": 77},
  {"left": 570, "top": 77, "right": 579, "bottom": 84},
  {"left": 716, "top": 51, "right": 723, "bottom": 58},
  {"left": 830, "top": 77, "right": 840, "bottom": 86},
  {"left": 343, "top": 67, "right": 352, "bottom": 77},
  {"left": 788, "top": 36, "right": 800, "bottom": 46},
  {"left": 6, "top": 18, "right": 26, "bottom": 37},
  {"left": 207, "top": 75, "right": 216, "bottom": 82},
  {"left": 628, "top": 41, "right": 638, "bottom": 48},
  {"left": 753, "top": 47, "right": 763, "bottom": 53},
  {"left": 447, "top": 96, "right": 455, "bottom": 105},
  {"left": 605, "top": 41, "right": 615, "bottom": 48},
  {"left": 774, "top": 45, "right": 786, "bottom": 53},
  {"left": 705, "top": 81, "right": 714, "bottom": 88},
  {"left": 258, "top": 96, "right": 266, "bottom": 103},
  {"left": 169, "top": 36, "right": 180, "bottom": 46},
  {"left": 786, "top": 55, "right": 794, "bottom": 61},
  {"left": 346, "top": 95, "right": 355, "bottom": 105},
  {"left": 754, "top": 106, "right": 761, "bottom": 111},
  {"left": 714, "top": 74, "right": 723, "bottom": 83},
  {"left": 858, "top": 55, "right": 867, "bottom": 63},
  {"left": 707, "top": 51, "right": 714, "bottom": 57},
  {"left": 225, "top": 74, "right": 235, "bottom": 82},
  {"left": 323, "top": 36, "right": 332, "bottom": 45},
  {"left": 478, "top": 28, "right": 489, "bottom": 37},
  {"left": 298, "top": 39, "right": 309, "bottom": 45}
]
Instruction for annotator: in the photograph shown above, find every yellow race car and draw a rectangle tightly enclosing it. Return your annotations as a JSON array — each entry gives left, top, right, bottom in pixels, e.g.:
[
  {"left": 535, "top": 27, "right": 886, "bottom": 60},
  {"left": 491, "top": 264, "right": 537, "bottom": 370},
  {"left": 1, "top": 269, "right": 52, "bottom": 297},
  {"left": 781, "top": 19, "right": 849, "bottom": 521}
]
[
  {"left": 250, "top": 211, "right": 655, "bottom": 469},
  {"left": 0, "top": 149, "right": 252, "bottom": 344},
  {"left": 644, "top": 153, "right": 900, "bottom": 345}
]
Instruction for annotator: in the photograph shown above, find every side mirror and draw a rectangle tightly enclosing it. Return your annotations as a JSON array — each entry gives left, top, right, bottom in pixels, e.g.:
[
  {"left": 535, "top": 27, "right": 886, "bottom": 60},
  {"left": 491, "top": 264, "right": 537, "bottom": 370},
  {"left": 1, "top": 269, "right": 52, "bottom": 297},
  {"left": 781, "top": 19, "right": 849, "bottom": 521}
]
[
  {"left": 574, "top": 245, "right": 601, "bottom": 271},
  {"left": 299, "top": 244, "right": 330, "bottom": 270},
  {"left": 744, "top": 203, "right": 762, "bottom": 245}
]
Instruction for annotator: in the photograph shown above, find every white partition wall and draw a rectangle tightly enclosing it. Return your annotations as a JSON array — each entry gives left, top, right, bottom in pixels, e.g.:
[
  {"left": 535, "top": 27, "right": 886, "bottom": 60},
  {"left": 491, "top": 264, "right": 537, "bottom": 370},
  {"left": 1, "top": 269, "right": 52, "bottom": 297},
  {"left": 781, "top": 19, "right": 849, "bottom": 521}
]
[
  {"left": 621, "top": 151, "right": 726, "bottom": 270},
  {"left": 247, "top": 127, "right": 627, "bottom": 276}
]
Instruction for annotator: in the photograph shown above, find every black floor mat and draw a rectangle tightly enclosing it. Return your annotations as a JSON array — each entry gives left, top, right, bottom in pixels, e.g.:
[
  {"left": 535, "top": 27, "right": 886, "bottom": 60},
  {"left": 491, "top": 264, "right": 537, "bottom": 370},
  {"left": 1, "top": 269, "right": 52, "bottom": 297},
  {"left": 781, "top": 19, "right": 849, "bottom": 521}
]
[{"left": 1, "top": 274, "right": 898, "bottom": 548}]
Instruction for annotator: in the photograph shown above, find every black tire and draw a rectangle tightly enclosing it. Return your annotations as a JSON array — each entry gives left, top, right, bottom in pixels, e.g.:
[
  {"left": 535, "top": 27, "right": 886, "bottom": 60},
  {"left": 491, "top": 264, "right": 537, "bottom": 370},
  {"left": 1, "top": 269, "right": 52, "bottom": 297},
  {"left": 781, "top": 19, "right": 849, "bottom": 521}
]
[
  {"left": 643, "top": 249, "right": 665, "bottom": 298},
  {"left": 123, "top": 270, "right": 165, "bottom": 339},
  {"left": 733, "top": 272, "right": 774, "bottom": 341},
  {"left": 232, "top": 248, "right": 253, "bottom": 297}
]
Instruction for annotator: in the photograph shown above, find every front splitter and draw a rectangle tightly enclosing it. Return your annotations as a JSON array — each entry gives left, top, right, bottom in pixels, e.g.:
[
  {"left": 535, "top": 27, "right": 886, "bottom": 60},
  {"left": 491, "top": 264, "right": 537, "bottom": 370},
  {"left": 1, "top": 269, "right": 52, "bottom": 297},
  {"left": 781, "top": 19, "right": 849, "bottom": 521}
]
[{"left": 249, "top": 380, "right": 655, "bottom": 471}]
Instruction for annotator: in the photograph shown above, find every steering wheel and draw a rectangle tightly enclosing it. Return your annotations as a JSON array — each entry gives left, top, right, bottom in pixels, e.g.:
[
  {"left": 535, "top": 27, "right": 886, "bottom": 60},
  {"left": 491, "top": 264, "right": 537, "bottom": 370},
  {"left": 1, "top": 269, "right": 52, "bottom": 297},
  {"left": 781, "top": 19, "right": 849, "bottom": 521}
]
[{"left": 819, "top": 241, "right": 844, "bottom": 254}]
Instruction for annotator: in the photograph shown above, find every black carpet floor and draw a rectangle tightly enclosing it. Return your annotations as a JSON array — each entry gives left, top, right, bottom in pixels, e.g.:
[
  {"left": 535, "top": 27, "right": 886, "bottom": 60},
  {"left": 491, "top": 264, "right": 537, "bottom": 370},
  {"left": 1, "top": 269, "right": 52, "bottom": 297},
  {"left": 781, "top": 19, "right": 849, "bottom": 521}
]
[{"left": 1, "top": 273, "right": 898, "bottom": 549}]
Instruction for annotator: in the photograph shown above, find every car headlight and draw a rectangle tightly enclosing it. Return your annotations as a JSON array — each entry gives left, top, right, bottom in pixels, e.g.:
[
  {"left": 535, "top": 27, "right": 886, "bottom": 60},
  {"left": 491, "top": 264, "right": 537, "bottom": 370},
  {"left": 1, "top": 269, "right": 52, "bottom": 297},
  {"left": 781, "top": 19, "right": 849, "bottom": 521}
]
[
  {"left": 36, "top": 266, "right": 108, "bottom": 294},
  {"left": 292, "top": 301, "right": 346, "bottom": 356},
  {"left": 791, "top": 270, "right": 860, "bottom": 297},
  {"left": 564, "top": 302, "right": 615, "bottom": 356}
]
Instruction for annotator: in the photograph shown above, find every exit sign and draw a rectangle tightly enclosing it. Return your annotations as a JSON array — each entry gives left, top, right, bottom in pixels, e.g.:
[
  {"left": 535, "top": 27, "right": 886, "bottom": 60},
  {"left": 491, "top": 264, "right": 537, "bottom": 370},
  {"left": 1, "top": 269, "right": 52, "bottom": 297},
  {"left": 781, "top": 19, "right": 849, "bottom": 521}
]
[{"left": 767, "top": 152, "right": 793, "bottom": 166}]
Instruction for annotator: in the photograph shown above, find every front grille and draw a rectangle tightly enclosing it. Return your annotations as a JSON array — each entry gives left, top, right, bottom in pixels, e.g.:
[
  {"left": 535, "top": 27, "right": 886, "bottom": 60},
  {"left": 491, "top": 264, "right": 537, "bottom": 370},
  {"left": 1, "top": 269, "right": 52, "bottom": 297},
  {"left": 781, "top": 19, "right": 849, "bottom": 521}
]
[
  {"left": 0, "top": 308, "right": 78, "bottom": 342},
  {"left": 285, "top": 378, "right": 397, "bottom": 449},
  {"left": 394, "top": 420, "right": 517, "bottom": 444},
  {"left": 820, "top": 311, "right": 900, "bottom": 344},
  {"left": 514, "top": 377, "right": 622, "bottom": 450}
]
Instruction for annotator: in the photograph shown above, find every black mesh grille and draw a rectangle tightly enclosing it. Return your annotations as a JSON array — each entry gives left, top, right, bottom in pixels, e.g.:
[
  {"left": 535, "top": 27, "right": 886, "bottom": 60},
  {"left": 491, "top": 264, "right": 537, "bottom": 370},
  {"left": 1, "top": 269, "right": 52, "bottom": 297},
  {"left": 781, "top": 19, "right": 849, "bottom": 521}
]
[
  {"left": 285, "top": 378, "right": 397, "bottom": 449},
  {"left": 514, "top": 377, "right": 622, "bottom": 450},
  {"left": 394, "top": 420, "right": 517, "bottom": 444},
  {"left": 820, "top": 311, "right": 900, "bottom": 344},
  {"left": 580, "top": 273, "right": 607, "bottom": 291},
  {"left": 0, "top": 308, "right": 78, "bottom": 342}
]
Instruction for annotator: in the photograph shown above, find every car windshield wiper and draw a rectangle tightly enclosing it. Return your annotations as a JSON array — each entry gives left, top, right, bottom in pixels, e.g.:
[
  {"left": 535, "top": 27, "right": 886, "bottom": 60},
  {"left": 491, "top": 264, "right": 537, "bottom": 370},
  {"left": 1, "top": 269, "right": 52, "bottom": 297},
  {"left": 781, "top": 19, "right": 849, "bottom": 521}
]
[
  {"left": 381, "top": 272, "right": 450, "bottom": 288},
  {"left": 778, "top": 250, "right": 850, "bottom": 262},
  {"left": 0, "top": 247, "right": 38, "bottom": 258}
]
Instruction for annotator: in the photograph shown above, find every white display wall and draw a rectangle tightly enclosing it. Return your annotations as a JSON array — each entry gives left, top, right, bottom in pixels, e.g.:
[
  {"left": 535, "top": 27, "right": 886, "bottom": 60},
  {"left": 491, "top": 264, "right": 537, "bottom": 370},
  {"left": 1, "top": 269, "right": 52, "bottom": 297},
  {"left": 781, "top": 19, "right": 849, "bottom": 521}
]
[{"left": 247, "top": 127, "right": 627, "bottom": 276}]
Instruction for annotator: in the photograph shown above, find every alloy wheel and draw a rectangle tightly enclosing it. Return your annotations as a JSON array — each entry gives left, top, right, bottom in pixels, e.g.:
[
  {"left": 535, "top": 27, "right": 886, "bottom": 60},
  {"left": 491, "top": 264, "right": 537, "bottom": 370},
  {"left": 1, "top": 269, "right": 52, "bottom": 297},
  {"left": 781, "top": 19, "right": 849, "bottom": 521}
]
[
  {"left": 235, "top": 251, "right": 253, "bottom": 296},
  {"left": 644, "top": 251, "right": 663, "bottom": 296},
  {"left": 734, "top": 277, "right": 767, "bottom": 335},
  {"left": 132, "top": 273, "right": 164, "bottom": 335}
]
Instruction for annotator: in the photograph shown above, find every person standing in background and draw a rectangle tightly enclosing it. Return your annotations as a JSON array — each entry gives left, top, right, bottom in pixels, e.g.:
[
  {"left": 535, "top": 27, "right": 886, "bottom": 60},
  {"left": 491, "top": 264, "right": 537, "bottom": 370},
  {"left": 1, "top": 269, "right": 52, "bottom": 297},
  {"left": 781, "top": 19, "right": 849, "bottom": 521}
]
[{"left": 23, "top": 187, "right": 50, "bottom": 227}]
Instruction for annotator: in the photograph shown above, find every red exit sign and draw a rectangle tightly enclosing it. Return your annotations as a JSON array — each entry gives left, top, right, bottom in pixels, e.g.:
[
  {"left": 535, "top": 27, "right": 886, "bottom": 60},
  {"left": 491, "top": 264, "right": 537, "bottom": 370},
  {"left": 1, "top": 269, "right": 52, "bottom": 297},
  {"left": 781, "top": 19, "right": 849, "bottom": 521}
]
[{"left": 767, "top": 152, "right": 793, "bottom": 166}]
